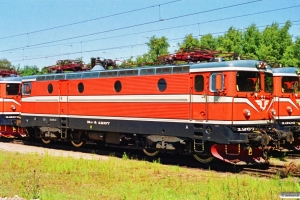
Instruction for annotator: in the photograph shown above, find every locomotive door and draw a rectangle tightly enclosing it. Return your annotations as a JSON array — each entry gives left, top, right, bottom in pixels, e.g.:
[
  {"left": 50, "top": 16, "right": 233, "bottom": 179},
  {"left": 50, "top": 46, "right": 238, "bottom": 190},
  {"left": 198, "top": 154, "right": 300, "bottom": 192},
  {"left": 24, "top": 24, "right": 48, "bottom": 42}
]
[
  {"left": 191, "top": 74, "right": 207, "bottom": 120},
  {"left": 58, "top": 80, "right": 69, "bottom": 116}
]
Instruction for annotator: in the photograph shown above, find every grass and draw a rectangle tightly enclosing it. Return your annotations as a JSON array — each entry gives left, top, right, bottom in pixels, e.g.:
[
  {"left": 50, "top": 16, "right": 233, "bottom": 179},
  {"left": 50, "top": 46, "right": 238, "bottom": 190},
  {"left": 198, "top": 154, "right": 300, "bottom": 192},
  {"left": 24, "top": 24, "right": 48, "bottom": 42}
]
[{"left": 0, "top": 150, "right": 299, "bottom": 200}]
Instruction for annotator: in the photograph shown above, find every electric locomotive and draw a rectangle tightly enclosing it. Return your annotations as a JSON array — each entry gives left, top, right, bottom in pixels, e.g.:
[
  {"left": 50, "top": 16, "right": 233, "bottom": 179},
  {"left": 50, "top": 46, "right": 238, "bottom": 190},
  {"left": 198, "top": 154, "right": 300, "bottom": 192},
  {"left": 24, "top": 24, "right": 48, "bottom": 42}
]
[
  {"left": 0, "top": 76, "right": 27, "bottom": 138},
  {"left": 20, "top": 58, "right": 277, "bottom": 164},
  {"left": 272, "top": 67, "right": 300, "bottom": 151}
]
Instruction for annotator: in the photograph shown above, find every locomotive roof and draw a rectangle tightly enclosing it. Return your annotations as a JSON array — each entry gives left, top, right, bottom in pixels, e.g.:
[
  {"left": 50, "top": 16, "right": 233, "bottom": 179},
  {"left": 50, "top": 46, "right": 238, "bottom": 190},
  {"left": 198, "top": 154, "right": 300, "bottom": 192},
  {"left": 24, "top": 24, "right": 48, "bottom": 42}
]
[
  {"left": 190, "top": 60, "right": 272, "bottom": 72},
  {"left": 272, "top": 67, "right": 298, "bottom": 77},
  {"left": 21, "top": 60, "right": 271, "bottom": 82},
  {"left": 0, "top": 76, "right": 22, "bottom": 83}
]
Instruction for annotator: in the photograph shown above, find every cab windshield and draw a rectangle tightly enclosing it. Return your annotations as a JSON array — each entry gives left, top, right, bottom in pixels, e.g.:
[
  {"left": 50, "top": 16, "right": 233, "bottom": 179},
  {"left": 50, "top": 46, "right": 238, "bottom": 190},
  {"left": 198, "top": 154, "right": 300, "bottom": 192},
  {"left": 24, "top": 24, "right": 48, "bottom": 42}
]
[
  {"left": 282, "top": 76, "right": 299, "bottom": 93},
  {"left": 6, "top": 83, "right": 19, "bottom": 95},
  {"left": 236, "top": 71, "right": 260, "bottom": 92}
]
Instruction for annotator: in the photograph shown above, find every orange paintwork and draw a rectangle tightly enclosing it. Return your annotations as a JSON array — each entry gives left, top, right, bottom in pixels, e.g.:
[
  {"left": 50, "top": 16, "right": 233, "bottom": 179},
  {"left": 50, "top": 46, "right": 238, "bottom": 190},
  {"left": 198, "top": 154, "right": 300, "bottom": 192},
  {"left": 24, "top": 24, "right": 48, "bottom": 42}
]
[{"left": 22, "top": 71, "right": 274, "bottom": 123}]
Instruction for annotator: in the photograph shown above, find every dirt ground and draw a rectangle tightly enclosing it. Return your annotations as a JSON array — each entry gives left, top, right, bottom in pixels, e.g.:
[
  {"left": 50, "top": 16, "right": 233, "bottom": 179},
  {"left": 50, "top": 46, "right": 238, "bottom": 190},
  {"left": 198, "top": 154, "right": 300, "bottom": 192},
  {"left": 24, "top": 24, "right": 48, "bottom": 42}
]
[
  {"left": 0, "top": 141, "right": 299, "bottom": 166},
  {"left": 269, "top": 154, "right": 300, "bottom": 166},
  {"left": 0, "top": 142, "right": 109, "bottom": 161}
]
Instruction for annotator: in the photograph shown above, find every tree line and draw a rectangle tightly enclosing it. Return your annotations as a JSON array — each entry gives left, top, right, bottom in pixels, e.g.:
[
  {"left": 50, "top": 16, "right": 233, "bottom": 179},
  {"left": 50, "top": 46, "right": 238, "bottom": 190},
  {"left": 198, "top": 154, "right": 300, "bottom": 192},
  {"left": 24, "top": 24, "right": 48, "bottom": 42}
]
[
  {"left": 1, "top": 20, "right": 299, "bottom": 76},
  {"left": 122, "top": 20, "right": 300, "bottom": 68}
]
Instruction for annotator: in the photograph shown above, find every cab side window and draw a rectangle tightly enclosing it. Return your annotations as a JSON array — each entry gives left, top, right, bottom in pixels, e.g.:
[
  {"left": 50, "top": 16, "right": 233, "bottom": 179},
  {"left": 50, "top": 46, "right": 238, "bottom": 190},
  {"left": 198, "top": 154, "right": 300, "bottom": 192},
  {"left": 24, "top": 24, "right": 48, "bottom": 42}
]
[
  {"left": 22, "top": 82, "right": 32, "bottom": 95},
  {"left": 210, "top": 73, "right": 224, "bottom": 92}
]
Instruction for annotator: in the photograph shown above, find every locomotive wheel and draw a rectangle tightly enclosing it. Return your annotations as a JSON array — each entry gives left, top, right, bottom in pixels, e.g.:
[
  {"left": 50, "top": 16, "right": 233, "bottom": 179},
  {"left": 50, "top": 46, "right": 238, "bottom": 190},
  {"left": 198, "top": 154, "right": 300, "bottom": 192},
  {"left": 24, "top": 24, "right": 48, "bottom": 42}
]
[
  {"left": 143, "top": 148, "right": 159, "bottom": 157},
  {"left": 41, "top": 138, "right": 51, "bottom": 144},
  {"left": 193, "top": 155, "right": 215, "bottom": 163},
  {"left": 71, "top": 140, "right": 86, "bottom": 148}
]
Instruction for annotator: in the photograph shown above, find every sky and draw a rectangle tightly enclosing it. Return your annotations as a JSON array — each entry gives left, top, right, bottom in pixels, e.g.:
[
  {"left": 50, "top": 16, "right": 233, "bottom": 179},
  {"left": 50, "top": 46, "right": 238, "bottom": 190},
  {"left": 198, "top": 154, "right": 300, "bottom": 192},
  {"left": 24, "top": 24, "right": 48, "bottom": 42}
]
[{"left": 0, "top": 0, "right": 299, "bottom": 69}]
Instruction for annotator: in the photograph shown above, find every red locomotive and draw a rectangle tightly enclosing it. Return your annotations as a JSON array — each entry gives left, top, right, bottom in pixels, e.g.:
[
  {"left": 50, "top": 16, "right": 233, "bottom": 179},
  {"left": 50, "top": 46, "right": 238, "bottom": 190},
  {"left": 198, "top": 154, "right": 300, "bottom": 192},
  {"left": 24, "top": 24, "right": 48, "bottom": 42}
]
[
  {"left": 272, "top": 67, "right": 300, "bottom": 151},
  {"left": 20, "top": 58, "right": 279, "bottom": 164},
  {"left": 0, "top": 77, "right": 27, "bottom": 138}
]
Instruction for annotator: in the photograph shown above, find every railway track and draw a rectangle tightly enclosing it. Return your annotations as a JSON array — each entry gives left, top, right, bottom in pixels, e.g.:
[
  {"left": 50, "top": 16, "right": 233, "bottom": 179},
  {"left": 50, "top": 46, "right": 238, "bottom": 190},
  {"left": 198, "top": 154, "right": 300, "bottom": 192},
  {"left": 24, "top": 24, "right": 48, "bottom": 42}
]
[
  {"left": 240, "top": 163, "right": 300, "bottom": 178},
  {"left": 1, "top": 138, "right": 300, "bottom": 178},
  {"left": 286, "top": 153, "right": 300, "bottom": 159}
]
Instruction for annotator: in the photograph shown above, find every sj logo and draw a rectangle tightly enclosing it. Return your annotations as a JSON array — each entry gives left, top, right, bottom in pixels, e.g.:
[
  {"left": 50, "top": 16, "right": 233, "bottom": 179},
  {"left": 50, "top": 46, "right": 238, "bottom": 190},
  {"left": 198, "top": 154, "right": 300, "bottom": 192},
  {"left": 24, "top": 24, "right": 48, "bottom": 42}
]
[{"left": 255, "top": 99, "right": 269, "bottom": 110}]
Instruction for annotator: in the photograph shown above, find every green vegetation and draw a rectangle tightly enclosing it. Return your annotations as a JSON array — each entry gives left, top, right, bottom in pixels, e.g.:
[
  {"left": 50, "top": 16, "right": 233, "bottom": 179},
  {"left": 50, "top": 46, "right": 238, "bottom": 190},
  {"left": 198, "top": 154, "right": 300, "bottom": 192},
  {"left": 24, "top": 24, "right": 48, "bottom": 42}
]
[
  {"left": 130, "top": 20, "right": 300, "bottom": 68},
  {"left": 0, "top": 150, "right": 299, "bottom": 200}
]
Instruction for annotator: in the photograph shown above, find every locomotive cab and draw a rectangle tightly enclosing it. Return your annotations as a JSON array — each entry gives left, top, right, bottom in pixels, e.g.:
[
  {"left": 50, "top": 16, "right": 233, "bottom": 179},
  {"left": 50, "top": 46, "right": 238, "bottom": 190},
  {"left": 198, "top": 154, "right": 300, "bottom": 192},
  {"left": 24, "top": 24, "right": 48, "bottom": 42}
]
[
  {"left": 190, "top": 60, "right": 275, "bottom": 164},
  {"left": 0, "top": 77, "right": 27, "bottom": 138}
]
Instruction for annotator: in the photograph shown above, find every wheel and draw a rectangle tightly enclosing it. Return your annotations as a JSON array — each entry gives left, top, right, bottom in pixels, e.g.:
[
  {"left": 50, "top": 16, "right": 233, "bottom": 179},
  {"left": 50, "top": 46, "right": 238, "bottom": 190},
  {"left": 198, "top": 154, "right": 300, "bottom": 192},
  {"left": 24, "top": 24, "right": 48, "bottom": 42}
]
[
  {"left": 41, "top": 138, "right": 51, "bottom": 144},
  {"left": 143, "top": 148, "right": 159, "bottom": 157},
  {"left": 193, "top": 155, "right": 215, "bottom": 163},
  {"left": 71, "top": 140, "right": 86, "bottom": 148}
]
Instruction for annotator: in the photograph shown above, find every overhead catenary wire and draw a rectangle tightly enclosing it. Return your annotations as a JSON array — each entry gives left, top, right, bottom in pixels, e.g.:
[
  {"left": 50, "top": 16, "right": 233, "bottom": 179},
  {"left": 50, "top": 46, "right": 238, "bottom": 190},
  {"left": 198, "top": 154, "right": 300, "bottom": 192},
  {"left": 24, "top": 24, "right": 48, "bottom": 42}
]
[
  {"left": 4, "top": 4, "right": 300, "bottom": 65},
  {"left": 0, "top": 0, "right": 263, "bottom": 53},
  {"left": 9, "top": 19, "right": 300, "bottom": 54},
  {"left": 9, "top": 21, "right": 300, "bottom": 63},
  {"left": 7, "top": 10, "right": 300, "bottom": 63},
  {"left": 0, "top": 0, "right": 182, "bottom": 40}
]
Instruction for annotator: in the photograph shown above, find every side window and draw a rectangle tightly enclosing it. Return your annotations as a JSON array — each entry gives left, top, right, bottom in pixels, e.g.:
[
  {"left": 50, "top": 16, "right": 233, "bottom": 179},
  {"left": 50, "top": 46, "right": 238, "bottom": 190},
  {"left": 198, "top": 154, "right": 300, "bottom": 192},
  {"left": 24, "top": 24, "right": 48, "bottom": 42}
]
[
  {"left": 194, "top": 75, "right": 204, "bottom": 92},
  {"left": 114, "top": 80, "right": 122, "bottom": 93},
  {"left": 78, "top": 82, "right": 84, "bottom": 93},
  {"left": 6, "top": 83, "right": 19, "bottom": 95},
  {"left": 157, "top": 78, "right": 167, "bottom": 92},
  {"left": 22, "top": 82, "right": 32, "bottom": 95},
  {"left": 209, "top": 73, "right": 224, "bottom": 92},
  {"left": 48, "top": 84, "right": 53, "bottom": 94}
]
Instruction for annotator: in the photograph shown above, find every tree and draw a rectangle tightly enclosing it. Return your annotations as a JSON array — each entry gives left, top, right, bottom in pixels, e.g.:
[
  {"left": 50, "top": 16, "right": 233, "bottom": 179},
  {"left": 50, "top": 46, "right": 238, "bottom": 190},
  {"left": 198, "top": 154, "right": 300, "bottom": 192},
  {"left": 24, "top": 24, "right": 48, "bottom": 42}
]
[
  {"left": 280, "top": 45, "right": 299, "bottom": 67},
  {"left": 177, "top": 34, "right": 201, "bottom": 51},
  {"left": 241, "top": 24, "right": 261, "bottom": 59},
  {"left": 218, "top": 27, "right": 243, "bottom": 54},
  {"left": 118, "top": 56, "right": 137, "bottom": 68},
  {"left": 199, "top": 34, "right": 218, "bottom": 50},
  {"left": 293, "top": 37, "right": 300, "bottom": 67},
  {"left": 147, "top": 36, "right": 169, "bottom": 62},
  {"left": 19, "top": 65, "right": 41, "bottom": 76},
  {"left": 259, "top": 21, "right": 293, "bottom": 63},
  {"left": 278, "top": 21, "right": 293, "bottom": 57},
  {"left": 136, "top": 54, "right": 152, "bottom": 66},
  {"left": 0, "top": 59, "right": 13, "bottom": 69},
  {"left": 40, "top": 67, "right": 50, "bottom": 74}
]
